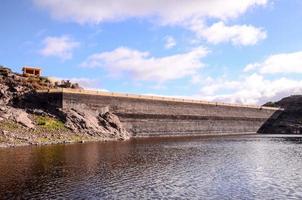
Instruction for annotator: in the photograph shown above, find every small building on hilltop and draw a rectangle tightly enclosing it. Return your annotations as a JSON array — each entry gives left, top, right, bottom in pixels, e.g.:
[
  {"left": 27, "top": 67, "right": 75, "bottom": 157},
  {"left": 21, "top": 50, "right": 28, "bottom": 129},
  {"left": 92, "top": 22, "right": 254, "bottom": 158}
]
[{"left": 22, "top": 67, "right": 41, "bottom": 77}]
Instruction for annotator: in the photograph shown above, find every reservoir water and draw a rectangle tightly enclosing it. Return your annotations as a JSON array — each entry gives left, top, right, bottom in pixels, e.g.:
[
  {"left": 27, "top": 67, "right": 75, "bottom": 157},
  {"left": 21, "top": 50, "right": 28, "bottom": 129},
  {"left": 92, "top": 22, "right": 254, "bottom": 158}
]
[{"left": 0, "top": 135, "right": 302, "bottom": 199}]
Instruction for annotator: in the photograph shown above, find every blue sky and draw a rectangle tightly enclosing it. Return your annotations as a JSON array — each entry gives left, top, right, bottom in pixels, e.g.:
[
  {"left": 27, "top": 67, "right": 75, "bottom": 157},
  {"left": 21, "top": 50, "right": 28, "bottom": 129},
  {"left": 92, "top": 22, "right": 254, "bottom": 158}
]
[{"left": 1, "top": 0, "right": 302, "bottom": 104}]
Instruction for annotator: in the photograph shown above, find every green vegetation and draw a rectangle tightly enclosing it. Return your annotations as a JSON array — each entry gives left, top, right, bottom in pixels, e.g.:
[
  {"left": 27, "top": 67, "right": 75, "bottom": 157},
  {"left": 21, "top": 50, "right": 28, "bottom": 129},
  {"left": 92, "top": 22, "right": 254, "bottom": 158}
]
[
  {"left": 35, "top": 116, "right": 66, "bottom": 131},
  {"left": 70, "top": 135, "right": 86, "bottom": 142},
  {"left": 36, "top": 137, "right": 51, "bottom": 143},
  {"left": 0, "top": 120, "right": 20, "bottom": 131}
]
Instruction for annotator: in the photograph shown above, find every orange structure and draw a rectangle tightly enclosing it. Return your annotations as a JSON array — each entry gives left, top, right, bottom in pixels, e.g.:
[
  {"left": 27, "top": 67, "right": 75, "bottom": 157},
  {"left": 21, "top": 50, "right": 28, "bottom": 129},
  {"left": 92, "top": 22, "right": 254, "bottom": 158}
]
[{"left": 22, "top": 67, "right": 41, "bottom": 77}]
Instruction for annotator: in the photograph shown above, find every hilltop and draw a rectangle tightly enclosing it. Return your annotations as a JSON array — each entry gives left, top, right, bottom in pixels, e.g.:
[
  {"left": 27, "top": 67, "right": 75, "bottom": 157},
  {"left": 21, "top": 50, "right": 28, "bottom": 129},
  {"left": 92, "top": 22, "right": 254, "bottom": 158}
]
[
  {"left": 259, "top": 95, "right": 302, "bottom": 134},
  {"left": 0, "top": 66, "right": 129, "bottom": 147}
]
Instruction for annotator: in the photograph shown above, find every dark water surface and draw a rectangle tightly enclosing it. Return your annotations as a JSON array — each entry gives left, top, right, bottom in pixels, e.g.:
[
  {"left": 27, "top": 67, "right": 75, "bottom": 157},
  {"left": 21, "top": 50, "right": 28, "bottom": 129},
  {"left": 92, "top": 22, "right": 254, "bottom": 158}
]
[{"left": 1, "top": 135, "right": 302, "bottom": 199}]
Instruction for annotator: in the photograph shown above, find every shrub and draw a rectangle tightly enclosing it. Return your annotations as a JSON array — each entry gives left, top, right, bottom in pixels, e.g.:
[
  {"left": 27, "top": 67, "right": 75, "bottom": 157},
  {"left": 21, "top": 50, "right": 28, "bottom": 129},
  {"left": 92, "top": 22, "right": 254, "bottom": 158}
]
[{"left": 35, "top": 116, "right": 66, "bottom": 131}]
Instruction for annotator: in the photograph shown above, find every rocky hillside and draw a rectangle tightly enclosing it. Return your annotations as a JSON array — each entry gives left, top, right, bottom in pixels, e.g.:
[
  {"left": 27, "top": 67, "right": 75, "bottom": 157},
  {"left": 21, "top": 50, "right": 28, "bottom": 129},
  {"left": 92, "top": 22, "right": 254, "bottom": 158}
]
[
  {"left": 0, "top": 66, "right": 130, "bottom": 147},
  {"left": 259, "top": 95, "right": 302, "bottom": 134}
]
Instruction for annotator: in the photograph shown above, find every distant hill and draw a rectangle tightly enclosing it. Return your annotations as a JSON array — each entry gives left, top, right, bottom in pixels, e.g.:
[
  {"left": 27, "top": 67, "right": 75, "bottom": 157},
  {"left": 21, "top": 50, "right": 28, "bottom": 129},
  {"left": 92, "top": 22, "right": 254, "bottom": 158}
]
[{"left": 259, "top": 95, "right": 302, "bottom": 134}]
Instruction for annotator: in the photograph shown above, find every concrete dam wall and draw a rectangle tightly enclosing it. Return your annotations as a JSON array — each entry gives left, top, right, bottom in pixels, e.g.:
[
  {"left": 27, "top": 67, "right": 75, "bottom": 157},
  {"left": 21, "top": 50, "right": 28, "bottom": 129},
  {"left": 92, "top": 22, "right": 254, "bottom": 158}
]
[{"left": 38, "top": 89, "right": 282, "bottom": 137}]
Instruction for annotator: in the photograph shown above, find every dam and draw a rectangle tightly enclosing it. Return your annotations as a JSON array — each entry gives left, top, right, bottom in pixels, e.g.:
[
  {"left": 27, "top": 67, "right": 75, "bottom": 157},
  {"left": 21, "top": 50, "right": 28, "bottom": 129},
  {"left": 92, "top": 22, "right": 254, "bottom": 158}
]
[{"left": 38, "top": 88, "right": 282, "bottom": 137}]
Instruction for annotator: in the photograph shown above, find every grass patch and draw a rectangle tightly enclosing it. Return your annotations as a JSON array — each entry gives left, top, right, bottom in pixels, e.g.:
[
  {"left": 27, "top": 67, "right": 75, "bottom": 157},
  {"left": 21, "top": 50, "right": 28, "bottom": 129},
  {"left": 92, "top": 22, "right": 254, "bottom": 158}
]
[
  {"left": 36, "top": 137, "right": 51, "bottom": 143},
  {"left": 70, "top": 135, "right": 85, "bottom": 142},
  {"left": 34, "top": 116, "right": 66, "bottom": 131},
  {"left": 0, "top": 120, "right": 20, "bottom": 131}
]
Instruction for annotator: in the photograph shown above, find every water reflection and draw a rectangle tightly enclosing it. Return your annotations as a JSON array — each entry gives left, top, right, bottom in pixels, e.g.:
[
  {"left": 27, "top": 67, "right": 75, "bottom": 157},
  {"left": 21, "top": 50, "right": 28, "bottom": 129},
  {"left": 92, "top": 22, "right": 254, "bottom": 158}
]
[{"left": 0, "top": 135, "right": 302, "bottom": 199}]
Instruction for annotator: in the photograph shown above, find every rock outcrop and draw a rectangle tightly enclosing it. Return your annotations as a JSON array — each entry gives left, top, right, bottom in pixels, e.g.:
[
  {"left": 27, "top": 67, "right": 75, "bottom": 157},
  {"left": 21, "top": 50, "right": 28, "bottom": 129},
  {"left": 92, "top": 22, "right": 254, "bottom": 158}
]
[
  {"left": 0, "top": 67, "right": 37, "bottom": 129},
  {"left": 0, "top": 65, "right": 130, "bottom": 146},
  {"left": 9, "top": 107, "right": 35, "bottom": 129},
  {"left": 259, "top": 95, "right": 302, "bottom": 134},
  {"left": 64, "top": 105, "right": 130, "bottom": 140}
]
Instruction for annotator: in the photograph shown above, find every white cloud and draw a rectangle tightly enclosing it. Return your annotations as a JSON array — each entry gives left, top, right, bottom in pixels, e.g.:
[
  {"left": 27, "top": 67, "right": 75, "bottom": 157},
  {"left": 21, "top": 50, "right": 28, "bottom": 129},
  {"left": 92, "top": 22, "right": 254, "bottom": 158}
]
[
  {"left": 198, "top": 74, "right": 302, "bottom": 105},
  {"left": 190, "top": 21, "right": 266, "bottom": 46},
  {"left": 82, "top": 46, "right": 208, "bottom": 82},
  {"left": 244, "top": 51, "right": 302, "bottom": 74},
  {"left": 196, "top": 50, "right": 302, "bottom": 105},
  {"left": 244, "top": 63, "right": 260, "bottom": 72},
  {"left": 33, "top": 0, "right": 268, "bottom": 24},
  {"left": 164, "top": 36, "right": 176, "bottom": 49},
  {"left": 33, "top": 0, "right": 268, "bottom": 45},
  {"left": 39, "top": 35, "right": 79, "bottom": 60}
]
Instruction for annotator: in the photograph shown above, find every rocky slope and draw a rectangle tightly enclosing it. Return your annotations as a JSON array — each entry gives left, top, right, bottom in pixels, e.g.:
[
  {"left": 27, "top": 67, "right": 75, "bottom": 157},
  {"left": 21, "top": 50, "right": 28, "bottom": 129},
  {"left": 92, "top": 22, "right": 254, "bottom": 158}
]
[
  {"left": 0, "top": 66, "right": 130, "bottom": 147},
  {"left": 259, "top": 95, "right": 302, "bottom": 134}
]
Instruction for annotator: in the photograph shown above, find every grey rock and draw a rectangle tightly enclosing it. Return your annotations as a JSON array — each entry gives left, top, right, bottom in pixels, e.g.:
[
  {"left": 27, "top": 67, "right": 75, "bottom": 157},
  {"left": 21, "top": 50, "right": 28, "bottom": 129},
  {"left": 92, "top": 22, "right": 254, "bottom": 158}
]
[
  {"left": 64, "top": 104, "right": 130, "bottom": 140},
  {"left": 9, "top": 108, "right": 35, "bottom": 129},
  {"left": 261, "top": 95, "right": 302, "bottom": 134},
  {"left": 30, "top": 109, "right": 47, "bottom": 116},
  {"left": 0, "top": 65, "right": 131, "bottom": 145}
]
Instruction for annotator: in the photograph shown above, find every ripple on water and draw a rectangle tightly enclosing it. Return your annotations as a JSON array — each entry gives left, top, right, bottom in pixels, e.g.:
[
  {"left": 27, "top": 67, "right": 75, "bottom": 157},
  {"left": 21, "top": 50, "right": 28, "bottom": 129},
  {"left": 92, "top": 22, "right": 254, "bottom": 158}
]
[{"left": 0, "top": 135, "right": 302, "bottom": 199}]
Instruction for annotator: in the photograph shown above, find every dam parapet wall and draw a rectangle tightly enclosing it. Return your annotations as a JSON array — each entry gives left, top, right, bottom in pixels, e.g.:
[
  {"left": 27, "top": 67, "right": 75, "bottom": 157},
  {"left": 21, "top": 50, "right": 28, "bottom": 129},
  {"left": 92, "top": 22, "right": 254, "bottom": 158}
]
[{"left": 37, "top": 89, "right": 282, "bottom": 137}]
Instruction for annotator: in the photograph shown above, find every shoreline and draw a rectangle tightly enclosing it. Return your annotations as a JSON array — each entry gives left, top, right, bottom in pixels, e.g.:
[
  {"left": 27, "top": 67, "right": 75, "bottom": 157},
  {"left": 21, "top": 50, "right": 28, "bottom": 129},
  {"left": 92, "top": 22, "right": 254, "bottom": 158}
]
[
  {"left": 2, "top": 132, "right": 302, "bottom": 148},
  {"left": 0, "top": 117, "right": 128, "bottom": 148},
  {"left": 0, "top": 137, "right": 120, "bottom": 148}
]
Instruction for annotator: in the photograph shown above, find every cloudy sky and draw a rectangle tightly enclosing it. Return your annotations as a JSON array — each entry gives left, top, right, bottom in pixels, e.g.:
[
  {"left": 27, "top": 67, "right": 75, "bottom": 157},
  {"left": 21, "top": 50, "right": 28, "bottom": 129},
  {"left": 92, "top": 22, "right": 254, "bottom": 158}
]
[{"left": 1, "top": 0, "right": 302, "bottom": 105}]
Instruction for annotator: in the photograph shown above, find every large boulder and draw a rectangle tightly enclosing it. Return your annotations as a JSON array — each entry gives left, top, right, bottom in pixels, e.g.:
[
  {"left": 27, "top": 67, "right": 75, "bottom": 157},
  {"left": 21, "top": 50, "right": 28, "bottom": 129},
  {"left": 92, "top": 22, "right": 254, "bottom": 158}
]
[
  {"left": 64, "top": 105, "right": 130, "bottom": 140},
  {"left": 0, "top": 106, "right": 35, "bottom": 129},
  {"left": 11, "top": 108, "right": 35, "bottom": 129}
]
